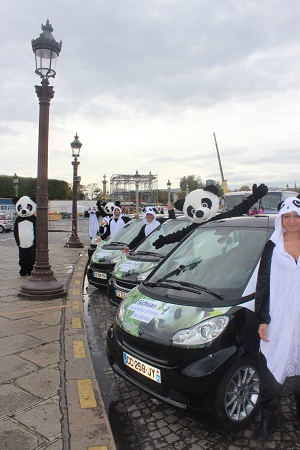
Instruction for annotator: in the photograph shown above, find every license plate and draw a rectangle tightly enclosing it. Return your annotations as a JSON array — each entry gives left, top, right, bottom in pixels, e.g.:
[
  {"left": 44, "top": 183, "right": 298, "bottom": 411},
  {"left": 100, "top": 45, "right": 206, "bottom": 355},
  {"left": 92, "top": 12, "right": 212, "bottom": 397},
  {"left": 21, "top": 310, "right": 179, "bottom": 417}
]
[
  {"left": 93, "top": 271, "right": 107, "bottom": 279},
  {"left": 116, "top": 289, "right": 127, "bottom": 299},
  {"left": 123, "top": 352, "right": 161, "bottom": 383}
]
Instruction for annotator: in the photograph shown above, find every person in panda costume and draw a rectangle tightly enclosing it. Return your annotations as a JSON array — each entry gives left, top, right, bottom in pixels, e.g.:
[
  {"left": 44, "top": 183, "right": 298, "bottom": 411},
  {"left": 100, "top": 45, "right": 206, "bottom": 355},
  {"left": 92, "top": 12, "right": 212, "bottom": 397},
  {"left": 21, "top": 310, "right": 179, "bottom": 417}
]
[
  {"left": 254, "top": 196, "right": 300, "bottom": 442},
  {"left": 12, "top": 196, "right": 36, "bottom": 276},
  {"left": 153, "top": 183, "right": 268, "bottom": 249},
  {"left": 96, "top": 200, "right": 117, "bottom": 235},
  {"left": 124, "top": 207, "right": 161, "bottom": 251},
  {"left": 98, "top": 205, "right": 131, "bottom": 241},
  {"left": 123, "top": 204, "right": 176, "bottom": 252}
]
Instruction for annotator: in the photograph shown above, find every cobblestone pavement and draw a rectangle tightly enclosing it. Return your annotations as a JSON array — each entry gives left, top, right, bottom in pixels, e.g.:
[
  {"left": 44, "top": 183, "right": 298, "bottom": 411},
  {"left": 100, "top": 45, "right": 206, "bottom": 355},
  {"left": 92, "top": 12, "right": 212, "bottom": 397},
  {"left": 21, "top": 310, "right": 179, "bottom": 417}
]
[{"left": 85, "top": 283, "right": 300, "bottom": 450}]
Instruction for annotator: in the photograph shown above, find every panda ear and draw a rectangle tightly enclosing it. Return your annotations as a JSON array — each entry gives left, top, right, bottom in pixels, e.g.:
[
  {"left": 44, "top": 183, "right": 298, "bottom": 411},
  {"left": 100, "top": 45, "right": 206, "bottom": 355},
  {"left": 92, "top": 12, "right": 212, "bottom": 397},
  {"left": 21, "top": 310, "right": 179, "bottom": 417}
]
[
  {"left": 277, "top": 201, "right": 284, "bottom": 211},
  {"left": 174, "top": 198, "right": 185, "bottom": 211},
  {"left": 203, "top": 185, "right": 218, "bottom": 196},
  {"left": 115, "top": 201, "right": 121, "bottom": 207},
  {"left": 12, "top": 197, "right": 19, "bottom": 205},
  {"left": 30, "top": 197, "right": 36, "bottom": 204}
]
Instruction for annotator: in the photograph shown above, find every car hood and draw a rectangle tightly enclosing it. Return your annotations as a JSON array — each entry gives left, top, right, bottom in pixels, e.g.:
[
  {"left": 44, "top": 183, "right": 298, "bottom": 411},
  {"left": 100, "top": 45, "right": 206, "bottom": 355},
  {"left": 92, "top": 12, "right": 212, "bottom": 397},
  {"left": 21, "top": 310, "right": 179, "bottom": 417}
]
[
  {"left": 116, "top": 286, "right": 231, "bottom": 346},
  {"left": 114, "top": 256, "right": 158, "bottom": 280},
  {"left": 92, "top": 246, "right": 125, "bottom": 264}
]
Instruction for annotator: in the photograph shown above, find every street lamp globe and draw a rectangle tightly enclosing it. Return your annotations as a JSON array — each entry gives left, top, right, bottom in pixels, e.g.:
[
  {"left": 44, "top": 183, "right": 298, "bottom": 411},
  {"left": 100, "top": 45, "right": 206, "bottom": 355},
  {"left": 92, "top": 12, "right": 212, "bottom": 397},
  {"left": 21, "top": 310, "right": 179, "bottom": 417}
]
[
  {"left": 71, "top": 133, "right": 82, "bottom": 158},
  {"left": 31, "top": 19, "right": 62, "bottom": 80}
]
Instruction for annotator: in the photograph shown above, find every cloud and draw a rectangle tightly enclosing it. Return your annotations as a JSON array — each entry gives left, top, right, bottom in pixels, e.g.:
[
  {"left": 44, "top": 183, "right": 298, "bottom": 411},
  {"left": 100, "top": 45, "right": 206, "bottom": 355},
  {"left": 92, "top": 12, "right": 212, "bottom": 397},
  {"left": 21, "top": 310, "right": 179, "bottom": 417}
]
[{"left": 1, "top": 0, "right": 300, "bottom": 193}]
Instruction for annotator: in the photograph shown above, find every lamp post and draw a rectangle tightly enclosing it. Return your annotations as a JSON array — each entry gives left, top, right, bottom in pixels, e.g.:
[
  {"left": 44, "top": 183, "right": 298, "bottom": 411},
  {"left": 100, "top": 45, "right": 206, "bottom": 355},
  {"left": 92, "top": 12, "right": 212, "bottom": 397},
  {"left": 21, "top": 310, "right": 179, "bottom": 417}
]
[
  {"left": 167, "top": 179, "right": 171, "bottom": 203},
  {"left": 102, "top": 174, "right": 107, "bottom": 200},
  {"left": 134, "top": 170, "right": 140, "bottom": 216},
  {"left": 13, "top": 173, "right": 19, "bottom": 197},
  {"left": 65, "top": 133, "right": 84, "bottom": 248},
  {"left": 19, "top": 20, "right": 64, "bottom": 300}
]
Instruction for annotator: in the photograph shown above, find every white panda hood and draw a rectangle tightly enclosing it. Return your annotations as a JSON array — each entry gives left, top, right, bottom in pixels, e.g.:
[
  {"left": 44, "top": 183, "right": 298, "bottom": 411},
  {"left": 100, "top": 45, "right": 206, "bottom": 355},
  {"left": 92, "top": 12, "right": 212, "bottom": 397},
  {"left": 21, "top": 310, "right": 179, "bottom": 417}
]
[
  {"left": 181, "top": 186, "right": 219, "bottom": 224},
  {"left": 143, "top": 207, "right": 160, "bottom": 236},
  {"left": 270, "top": 196, "right": 300, "bottom": 248}
]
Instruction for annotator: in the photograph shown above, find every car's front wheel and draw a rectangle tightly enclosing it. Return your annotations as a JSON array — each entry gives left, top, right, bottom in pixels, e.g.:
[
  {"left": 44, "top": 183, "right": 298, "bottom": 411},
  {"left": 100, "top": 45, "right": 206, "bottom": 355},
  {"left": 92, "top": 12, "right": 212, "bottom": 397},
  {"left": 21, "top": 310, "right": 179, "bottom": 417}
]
[
  {"left": 213, "top": 355, "right": 260, "bottom": 431},
  {"left": 0, "top": 225, "right": 4, "bottom": 233}
]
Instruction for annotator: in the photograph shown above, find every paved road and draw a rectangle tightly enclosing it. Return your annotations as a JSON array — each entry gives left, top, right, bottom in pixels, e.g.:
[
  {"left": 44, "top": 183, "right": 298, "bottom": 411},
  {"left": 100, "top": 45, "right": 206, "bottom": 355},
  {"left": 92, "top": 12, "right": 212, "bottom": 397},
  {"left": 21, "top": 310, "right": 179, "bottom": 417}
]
[{"left": 84, "top": 282, "right": 300, "bottom": 450}]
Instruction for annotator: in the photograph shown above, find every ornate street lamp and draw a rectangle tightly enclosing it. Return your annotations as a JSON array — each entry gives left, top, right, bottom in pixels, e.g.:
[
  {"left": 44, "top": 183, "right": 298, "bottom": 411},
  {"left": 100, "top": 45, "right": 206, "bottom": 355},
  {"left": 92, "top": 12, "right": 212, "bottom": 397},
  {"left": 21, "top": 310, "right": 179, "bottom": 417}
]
[
  {"left": 134, "top": 170, "right": 140, "bottom": 216},
  {"left": 65, "top": 133, "right": 84, "bottom": 248},
  {"left": 102, "top": 174, "right": 107, "bottom": 200},
  {"left": 19, "top": 20, "right": 64, "bottom": 300},
  {"left": 13, "top": 173, "right": 19, "bottom": 197},
  {"left": 167, "top": 179, "right": 171, "bottom": 203}
]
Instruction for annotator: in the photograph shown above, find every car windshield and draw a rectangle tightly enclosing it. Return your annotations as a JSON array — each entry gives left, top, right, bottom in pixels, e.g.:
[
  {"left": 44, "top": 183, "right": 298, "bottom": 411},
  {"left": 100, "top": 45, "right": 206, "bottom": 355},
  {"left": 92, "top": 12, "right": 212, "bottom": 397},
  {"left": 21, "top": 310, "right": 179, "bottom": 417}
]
[
  {"left": 132, "top": 218, "right": 190, "bottom": 256},
  {"left": 145, "top": 222, "right": 271, "bottom": 303},
  {"left": 104, "top": 219, "right": 144, "bottom": 246},
  {"left": 260, "top": 192, "right": 282, "bottom": 211}
]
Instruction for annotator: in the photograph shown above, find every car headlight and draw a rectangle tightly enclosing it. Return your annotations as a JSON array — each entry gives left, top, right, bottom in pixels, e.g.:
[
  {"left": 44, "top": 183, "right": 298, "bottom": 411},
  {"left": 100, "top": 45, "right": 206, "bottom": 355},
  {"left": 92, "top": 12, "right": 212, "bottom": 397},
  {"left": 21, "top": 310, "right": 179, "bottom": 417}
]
[
  {"left": 111, "top": 254, "right": 122, "bottom": 264},
  {"left": 137, "top": 267, "right": 155, "bottom": 281},
  {"left": 171, "top": 315, "right": 229, "bottom": 346},
  {"left": 116, "top": 301, "right": 126, "bottom": 325}
]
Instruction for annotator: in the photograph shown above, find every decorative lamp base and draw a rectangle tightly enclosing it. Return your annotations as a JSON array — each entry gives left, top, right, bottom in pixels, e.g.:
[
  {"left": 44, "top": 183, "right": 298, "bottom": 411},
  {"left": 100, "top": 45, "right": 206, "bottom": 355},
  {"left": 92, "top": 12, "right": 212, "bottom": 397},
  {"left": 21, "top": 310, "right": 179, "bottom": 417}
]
[
  {"left": 64, "top": 234, "right": 84, "bottom": 248},
  {"left": 19, "top": 270, "right": 65, "bottom": 300}
]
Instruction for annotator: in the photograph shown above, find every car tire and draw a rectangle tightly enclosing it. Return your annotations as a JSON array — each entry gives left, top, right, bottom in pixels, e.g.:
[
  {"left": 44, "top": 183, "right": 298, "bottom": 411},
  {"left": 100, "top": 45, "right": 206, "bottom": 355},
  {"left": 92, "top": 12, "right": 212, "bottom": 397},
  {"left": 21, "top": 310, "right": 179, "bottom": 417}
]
[
  {"left": 5, "top": 229, "right": 10, "bottom": 233},
  {"left": 212, "top": 355, "right": 260, "bottom": 431},
  {"left": 0, "top": 225, "right": 4, "bottom": 233}
]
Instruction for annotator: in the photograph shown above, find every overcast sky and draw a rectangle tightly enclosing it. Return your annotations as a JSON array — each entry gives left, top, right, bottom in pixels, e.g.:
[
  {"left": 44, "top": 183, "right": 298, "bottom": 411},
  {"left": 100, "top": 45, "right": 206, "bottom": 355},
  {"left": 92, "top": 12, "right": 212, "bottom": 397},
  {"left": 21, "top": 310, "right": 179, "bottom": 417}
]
[{"left": 1, "top": 0, "right": 300, "bottom": 193}]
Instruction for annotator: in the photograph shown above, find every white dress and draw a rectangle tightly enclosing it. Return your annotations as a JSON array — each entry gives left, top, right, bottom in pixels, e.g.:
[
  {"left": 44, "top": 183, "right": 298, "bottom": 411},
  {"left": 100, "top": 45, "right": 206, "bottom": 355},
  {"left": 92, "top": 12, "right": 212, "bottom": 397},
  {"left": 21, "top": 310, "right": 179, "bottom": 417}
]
[{"left": 260, "top": 237, "right": 300, "bottom": 384}]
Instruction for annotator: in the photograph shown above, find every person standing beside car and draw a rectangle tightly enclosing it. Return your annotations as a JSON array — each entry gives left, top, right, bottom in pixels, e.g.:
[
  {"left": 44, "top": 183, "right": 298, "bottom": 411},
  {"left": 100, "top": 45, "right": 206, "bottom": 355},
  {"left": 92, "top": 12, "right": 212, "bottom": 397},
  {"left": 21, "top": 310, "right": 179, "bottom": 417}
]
[
  {"left": 124, "top": 204, "right": 175, "bottom": 252},
  {"left": 254, "top": 196, "right": 300, "bottom": 442},
  {"left": 98, "top": 206, "right": 131, "bottom": 241}
]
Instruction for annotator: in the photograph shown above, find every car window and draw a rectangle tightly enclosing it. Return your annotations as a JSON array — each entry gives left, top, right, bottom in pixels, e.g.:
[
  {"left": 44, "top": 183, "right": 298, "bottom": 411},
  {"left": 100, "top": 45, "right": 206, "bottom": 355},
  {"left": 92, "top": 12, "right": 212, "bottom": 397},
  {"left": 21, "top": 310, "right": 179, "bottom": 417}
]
[
  {"left": 147, "top": 225, "right": 270, "bottom": 303},
  {"left": 104, "top": 219, "right": 144, "bottom": 246},
  {"left": 135, "top": 219, "right": 190, "bottom": 255}
]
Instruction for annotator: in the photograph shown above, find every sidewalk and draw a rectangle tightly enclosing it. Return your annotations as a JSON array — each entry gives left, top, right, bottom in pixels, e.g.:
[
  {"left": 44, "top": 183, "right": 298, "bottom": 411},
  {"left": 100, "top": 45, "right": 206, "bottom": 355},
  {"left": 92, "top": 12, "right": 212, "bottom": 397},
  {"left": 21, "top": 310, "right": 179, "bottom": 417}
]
[{"left": 0, "top": 231, "right": 116, "bottom": 450}]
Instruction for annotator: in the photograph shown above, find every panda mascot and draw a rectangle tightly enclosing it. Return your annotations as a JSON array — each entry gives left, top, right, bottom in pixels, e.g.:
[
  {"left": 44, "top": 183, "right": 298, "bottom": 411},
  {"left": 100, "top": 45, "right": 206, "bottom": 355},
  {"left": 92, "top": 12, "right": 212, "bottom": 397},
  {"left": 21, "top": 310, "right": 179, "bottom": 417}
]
[
  {"left": 96, "top": 200, "right": 120, "bottom": 235},
  {"left": 153, "top": 183, "right": 268, "bottom": 249},
  {"left": 12, "top": 196, "right": 36, "bottom": 276}
]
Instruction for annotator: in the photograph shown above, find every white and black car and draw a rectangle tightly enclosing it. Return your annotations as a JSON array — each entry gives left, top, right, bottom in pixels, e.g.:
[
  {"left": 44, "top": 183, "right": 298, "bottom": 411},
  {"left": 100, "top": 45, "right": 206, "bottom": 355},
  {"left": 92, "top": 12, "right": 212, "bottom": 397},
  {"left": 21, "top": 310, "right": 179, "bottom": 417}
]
[{"left": 107, "top": 215, "right": 275, "bottom": 431}]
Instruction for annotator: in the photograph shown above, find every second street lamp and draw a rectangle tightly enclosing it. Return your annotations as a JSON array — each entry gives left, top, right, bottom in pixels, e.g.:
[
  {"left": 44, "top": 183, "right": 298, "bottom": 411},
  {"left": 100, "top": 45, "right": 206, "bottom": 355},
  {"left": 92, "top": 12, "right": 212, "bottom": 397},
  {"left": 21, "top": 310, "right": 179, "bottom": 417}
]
[
  {"left": 13, "top": 173, "right": 19, "bottom": 197},
  {"left": 134, "top": 170, "right": 140, "bottom": 216},
  {"left": 167, "top": 179, "right": 172, "bottom": 203},
  {"left": 19, "top": 20, "right": 64, "bottom": 300},
  {"left": 65, "top": 133, "right": 84, "bottom": 248}
]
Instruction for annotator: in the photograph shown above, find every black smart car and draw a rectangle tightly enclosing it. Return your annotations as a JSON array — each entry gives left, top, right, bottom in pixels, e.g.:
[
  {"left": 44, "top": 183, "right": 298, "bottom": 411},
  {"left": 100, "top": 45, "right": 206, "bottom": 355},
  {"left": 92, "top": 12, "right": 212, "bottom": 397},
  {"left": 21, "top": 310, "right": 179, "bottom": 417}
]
[
  {"left": 87, "top": 216, "right": 168, "bottom": 288},
  {"left": 107, "top": 217, "right": 190, "bottom": 305},
  {"left": 107, "top": 215, "right": 275, "bottom": 430}
]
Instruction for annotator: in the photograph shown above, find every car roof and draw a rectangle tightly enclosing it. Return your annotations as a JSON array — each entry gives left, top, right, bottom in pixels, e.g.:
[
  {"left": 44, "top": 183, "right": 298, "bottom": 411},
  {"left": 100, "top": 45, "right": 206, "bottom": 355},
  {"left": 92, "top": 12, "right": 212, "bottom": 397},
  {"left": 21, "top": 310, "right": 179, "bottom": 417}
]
[{"left": 201, "top": 214, "right": 276, "bottom": 229}]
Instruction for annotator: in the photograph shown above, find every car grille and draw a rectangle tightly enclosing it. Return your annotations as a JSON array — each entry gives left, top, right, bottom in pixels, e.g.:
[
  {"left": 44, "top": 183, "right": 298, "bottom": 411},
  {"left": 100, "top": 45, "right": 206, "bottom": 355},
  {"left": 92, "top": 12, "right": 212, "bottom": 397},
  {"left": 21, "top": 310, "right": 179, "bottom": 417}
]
[
  {"left": 117, "top": 330, "right": 182, "bottom": 367},
  {"left": 114, "top": 279, "right": 136, "bottom": 291},
  {"left": 91, "top": 262, "right": 113, "bottom": 271}
]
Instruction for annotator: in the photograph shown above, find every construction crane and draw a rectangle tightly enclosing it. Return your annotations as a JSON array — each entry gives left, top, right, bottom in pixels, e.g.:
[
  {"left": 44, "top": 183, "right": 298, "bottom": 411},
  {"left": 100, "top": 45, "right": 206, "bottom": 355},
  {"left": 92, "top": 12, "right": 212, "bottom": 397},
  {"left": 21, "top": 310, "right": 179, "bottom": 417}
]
[{"left": 213, "top": 132, "right": 229, "bottom": 194}]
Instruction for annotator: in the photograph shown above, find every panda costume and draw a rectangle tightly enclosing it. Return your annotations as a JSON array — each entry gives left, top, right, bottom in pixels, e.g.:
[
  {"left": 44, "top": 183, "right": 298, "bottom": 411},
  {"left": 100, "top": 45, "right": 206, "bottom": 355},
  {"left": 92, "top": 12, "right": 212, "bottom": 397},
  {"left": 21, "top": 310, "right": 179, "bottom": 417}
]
[
  {"left": 12, "top": 196, "right": 36, "bottom": 276},
  {"left": 127, "top": 207, "right": 161, "bottom": 250},
  {"left": 96, "top": 200, "right": 117, "bottom": 235},
  {"left": 100, "top": 206, "right": 131, "bottom": 240},
  {"left": 153, "top": 183, "right": 268, "bottom": 249}
]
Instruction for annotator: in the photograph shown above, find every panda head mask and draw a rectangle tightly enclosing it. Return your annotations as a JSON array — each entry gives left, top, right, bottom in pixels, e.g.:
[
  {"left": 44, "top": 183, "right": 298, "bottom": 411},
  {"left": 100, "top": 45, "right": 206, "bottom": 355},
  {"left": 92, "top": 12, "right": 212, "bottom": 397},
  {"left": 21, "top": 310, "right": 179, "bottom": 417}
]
[
  {"left": 13, "top": 196, "right": 36, "bottom": 218},
  {"left": 174, "top": 185, "right": 219, "bottom": 224}
]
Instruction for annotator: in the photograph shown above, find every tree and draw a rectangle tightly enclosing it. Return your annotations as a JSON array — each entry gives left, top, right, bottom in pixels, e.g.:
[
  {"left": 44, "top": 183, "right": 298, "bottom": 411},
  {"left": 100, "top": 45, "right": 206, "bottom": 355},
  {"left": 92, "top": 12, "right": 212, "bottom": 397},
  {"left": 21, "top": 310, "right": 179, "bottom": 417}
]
[
  {"left": 239, "top": 186, "right": 250, "bottom": 192},
  {"left": 179, "top": 175, "right": 204, "bottom": 192},
  {"left": 84, "top": 183, "right": 102, "bottom": 200}
]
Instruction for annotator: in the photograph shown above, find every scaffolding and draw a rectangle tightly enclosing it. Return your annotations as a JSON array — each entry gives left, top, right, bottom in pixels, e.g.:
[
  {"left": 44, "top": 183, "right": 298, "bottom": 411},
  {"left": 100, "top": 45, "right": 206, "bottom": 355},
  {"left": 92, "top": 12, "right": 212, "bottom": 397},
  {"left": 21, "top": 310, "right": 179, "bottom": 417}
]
[{"left": 110, "top": 172, "right": 158, "bottom": 205}]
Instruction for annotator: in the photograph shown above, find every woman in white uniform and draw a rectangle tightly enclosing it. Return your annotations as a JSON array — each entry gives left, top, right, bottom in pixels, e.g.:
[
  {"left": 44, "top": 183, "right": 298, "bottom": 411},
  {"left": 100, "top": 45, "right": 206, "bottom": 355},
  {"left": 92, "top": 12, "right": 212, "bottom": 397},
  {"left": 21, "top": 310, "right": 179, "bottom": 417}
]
[{"left": 254, "top": 196, "right": 300, "bottom": 441}]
